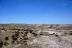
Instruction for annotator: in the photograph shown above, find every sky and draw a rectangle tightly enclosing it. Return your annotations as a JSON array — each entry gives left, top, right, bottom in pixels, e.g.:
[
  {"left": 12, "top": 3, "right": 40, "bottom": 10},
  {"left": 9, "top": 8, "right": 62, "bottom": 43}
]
[{"left": 0, "top": 0, "right": 72, "bottom": 24}]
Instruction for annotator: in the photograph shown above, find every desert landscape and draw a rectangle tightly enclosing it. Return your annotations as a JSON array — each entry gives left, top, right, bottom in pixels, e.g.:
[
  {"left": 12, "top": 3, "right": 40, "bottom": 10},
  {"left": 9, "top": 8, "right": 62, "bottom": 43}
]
[
  {"left": 0, "top": 0, "right": 72, "bottom": 48},
  {"left": 0, "top": 24, "right": 72, "bottom": 48}
]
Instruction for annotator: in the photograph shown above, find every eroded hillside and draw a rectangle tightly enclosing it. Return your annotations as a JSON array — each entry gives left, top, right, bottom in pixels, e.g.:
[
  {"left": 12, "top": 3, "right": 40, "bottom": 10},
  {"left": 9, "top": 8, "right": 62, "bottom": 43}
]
[{"left": 0, "top": 24, "right": 72, "bottom": 48}]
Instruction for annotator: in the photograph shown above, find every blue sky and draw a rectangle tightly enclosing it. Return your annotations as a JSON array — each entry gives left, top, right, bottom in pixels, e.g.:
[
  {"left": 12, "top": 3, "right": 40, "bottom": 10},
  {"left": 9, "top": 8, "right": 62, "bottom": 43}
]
[{"left": 0, "top": 0, "right": 72, "bottom": 24}]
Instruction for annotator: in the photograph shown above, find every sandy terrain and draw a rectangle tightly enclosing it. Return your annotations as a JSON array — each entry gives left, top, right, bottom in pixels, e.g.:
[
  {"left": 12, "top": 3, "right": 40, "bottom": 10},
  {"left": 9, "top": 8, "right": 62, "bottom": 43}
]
[{"left": 0, "top": 24, "right": 72, "bottom": 48}]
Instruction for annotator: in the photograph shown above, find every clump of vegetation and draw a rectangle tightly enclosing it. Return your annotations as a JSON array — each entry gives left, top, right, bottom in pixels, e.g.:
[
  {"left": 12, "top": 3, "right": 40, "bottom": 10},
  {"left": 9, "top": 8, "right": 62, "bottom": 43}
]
[
  {"left": 3, "top": 41, "right": 9, "bottom": 46},
  {"left": 5, "top": 37, "right": 9, "bottom": 40},
  {"left": 0, "top": 40, "right": 3, "bottom": 48},
  {"left": 11, "top": 31, "right": 19, "bottom": 45},
  {"left": 69, "top": 33, "right": 72, "bottom": 35}
]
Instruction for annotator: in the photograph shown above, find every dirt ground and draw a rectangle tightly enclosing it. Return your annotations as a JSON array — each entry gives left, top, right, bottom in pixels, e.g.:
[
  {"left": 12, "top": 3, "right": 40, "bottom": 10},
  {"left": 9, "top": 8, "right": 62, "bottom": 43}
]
[{"left": 0, "top": 24, "right": 72, "bottom": 48}]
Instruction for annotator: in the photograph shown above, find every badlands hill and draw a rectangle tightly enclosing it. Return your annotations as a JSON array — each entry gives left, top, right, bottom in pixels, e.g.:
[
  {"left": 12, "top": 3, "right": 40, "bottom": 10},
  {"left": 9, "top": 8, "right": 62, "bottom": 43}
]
[{"left": 0, "top": 24, "right": 72, "bottom": 48}]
